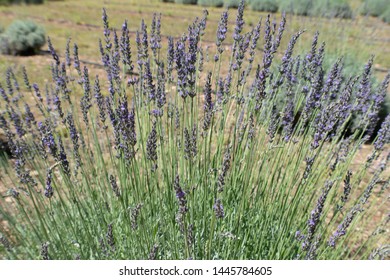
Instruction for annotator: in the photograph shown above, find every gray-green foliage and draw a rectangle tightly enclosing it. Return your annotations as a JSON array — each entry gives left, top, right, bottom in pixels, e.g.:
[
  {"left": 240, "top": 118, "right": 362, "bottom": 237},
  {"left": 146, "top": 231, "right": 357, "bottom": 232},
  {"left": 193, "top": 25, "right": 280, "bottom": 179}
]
[
  {"left": 223, "top": 0, "right": 241, "bottom": 8},
  {"left": 279, "top": 0, "right": 313, "bottom": 16},
  {"left": 380, "top": 7, "right": 390, "bottom": 23},
  {"left": 361, "top": 0, "right": 388, "bottom": 17},
  {"left": 0, "top": 20, "right": 45, "bottom": 55},
  {"left": 174, "top": 0, "right": 197, "bottom": 4},
  {"left": 250, "top": 0, "right": 278, "bottom": 12},
  {"left": 311, "top": 0, "right": 352, "bottom": 19},
  {"left": 198, "top": 0, "right": 224, "bottom": 7},
  {"left": 279, "top": 0, "right": 352, "bottom": 19},
  {"left": 0, "top": 0, "right": 44, "bottom": 4}
]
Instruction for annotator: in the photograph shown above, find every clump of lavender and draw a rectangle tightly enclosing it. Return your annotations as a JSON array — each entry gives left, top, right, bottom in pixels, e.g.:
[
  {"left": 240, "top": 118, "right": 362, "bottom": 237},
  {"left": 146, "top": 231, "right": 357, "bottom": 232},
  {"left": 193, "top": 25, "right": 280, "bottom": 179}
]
[{"left": 0, "top": 5, "right": 389, "bottom": 261}]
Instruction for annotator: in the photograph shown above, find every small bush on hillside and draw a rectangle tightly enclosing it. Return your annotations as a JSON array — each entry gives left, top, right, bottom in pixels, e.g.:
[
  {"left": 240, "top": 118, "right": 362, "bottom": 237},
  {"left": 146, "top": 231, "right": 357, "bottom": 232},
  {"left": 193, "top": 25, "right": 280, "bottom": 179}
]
[
  {"left": 380, "top": 7, "right": 390, "bottom": 23},
  {"left": 279, "top": 0, "right": 313, "bottom": 16},
  {"left": 198, "top": 0, "right": 224, "bottom": 7},
  {"left": 0, "top": 20, "right": 45, "bottom": 56},
  {"left": 250, "top": 0, "right": 278, "bottom": 12},
  {"left": 174, "top": 0, "right": 197, "bottom": 4},
  {"left": 361, "top": 0, "right": 388, "bottom": 17},
  {"left": 0, "top": 0, "right": 44, "bottom": 4},
  {"left": 311, "top": 0, "right": 353, "bottom": 19}
]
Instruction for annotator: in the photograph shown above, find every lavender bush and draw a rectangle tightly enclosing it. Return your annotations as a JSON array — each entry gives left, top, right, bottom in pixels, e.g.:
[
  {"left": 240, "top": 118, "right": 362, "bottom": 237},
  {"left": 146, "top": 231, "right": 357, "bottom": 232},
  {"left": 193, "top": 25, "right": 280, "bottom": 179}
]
[{"left": 0, "top": 0, "right": 389, "bottom": 260}]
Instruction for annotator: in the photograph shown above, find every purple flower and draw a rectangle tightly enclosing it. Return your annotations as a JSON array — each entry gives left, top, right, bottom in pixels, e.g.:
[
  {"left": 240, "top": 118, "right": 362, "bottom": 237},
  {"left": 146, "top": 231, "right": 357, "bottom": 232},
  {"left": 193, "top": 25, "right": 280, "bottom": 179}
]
[
  {"left": 203, "top": 72, "right": 213, "bottom": 131},
  {"left": 355, "top": 56, "right": 374, "bottom": 114},
  {"left": 150, "top": 13, "right": 162, "bottom": 58},
  {"left": 374, "top": 115, "right": 390, "bottom": 151},
  {"left": 106, "top": 223, "right": 115, "bottom": 251},
  {"left": 66, "top": 113, "right": 81, "bottom": 171},
  {"left": 282, "top": 91, "right": 295, "bottom": 142},
  {"left": 216, "top": 11, "right": 228, "bottom": 53},
  {"left": 218, "top": 146, "right": 231, "bottom": 192},
  {"left": 213, "top": 199, "right": 225, "bottom": 219},
  {"left": 144, "top": 59, "right": 155, "bottom": 101},
  {"left": 157, "top": 62, "right": 166, "bottom": 108},
  {"left": 280, "top": 31, "right": 305, "bottom": 76},
  {"left": 102, "top": 8, "right": 111, "bottom": 51},
  {"left": 65, "top": 38, "right": 71, "bottom": 67},
  {"left": 81, "top": 66, "right": 92, "bottom": 126},
  {"left": 328, "top": 206, "right": 361, "bottom": 248},
  {"left": 93, "top": 76, "right": 106, "bottom": 128},
  {"left": 0, "top": 83, "right": 9, "bottom": 104},
  {"left": 146, "top": 121, "right": 158, "bottom": 170},
  {"left": 44, "top": 168, "right": 54, "bottom": 198},
  {"left": 47, "top": 37, "right": 60, "bottom": 65},
  {"left": 341, "top": 170, "right": 352, "bottom": 204},
  {"left": 302, "top": 180, "right": 334, "bottom": 251},
  {"left": 120, "top": 20, "right": 133, "bottom": 70},
  {"left": 109, "top": 175, "right": 120, "bottom": 197},
  {"left": 22, "top": 66, "right": 31, "bottom": 91},
  {"left": 233, "top": 0, "right": 245, "bottom": 42},
  {"left": 167, "top": 36, "right": 175, "bottom": 82},
  {"left": 73, "top": 43, "right": 81, "bottom": 76},
  {"left": 174, "top": 175, "right": 188, "bottom": 214},
  {"left": 58, "top": 138, "right": 70, "bottom": 177}
]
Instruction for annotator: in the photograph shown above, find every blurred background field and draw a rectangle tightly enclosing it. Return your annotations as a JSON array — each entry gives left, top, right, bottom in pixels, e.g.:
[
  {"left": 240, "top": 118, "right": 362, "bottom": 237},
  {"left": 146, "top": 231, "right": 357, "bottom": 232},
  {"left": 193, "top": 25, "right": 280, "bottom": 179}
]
[{"left": 0, "top": 0, "right": 389, "bottom": 84}]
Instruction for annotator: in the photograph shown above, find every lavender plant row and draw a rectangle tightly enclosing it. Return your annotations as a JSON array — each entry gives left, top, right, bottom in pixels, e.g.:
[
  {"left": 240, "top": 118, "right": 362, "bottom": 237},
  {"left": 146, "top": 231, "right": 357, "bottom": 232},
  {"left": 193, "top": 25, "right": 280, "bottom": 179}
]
[{"left": 0, "top": 0, "right": 389, "bottom": 260}]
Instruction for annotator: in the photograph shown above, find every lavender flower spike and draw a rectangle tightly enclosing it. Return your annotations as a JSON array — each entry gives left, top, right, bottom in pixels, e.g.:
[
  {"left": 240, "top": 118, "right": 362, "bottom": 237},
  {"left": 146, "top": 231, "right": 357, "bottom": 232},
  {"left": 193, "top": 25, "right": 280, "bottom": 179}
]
[{"left": 213, "top": 199, "right": 225, "bottom": 219}]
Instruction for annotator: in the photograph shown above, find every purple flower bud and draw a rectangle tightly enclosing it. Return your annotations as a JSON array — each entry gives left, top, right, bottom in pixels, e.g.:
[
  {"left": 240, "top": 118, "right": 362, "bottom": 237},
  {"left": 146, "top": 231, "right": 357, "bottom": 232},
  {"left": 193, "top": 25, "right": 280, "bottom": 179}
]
[{"left": 213, "top": 199, "right": 225, "bottom": 219}]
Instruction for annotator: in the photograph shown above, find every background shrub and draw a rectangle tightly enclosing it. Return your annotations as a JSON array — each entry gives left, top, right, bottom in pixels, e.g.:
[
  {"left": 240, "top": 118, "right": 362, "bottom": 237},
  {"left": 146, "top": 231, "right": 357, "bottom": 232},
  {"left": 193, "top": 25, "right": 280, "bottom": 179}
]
[
  {"left": 198, "top": 0, "right": 224, "bottom": 7},
  {"left": 380, "top": 7, "right": 390, "bottom": 23},
  {"left": 0, "top": 0, "right": 44, "bottom": 4},
  {"left": 361, "top": 0, "right": 388, "bottom": 17},
  {"left": 223, "top": 0, "right": 241, "bottom": 8},
  {"left": 0, "top": 20, "right": 45, "bottom": 56},
  {"left": 310, "top": 0, "right": 353, "bottom": 19},
  {"left": 22, "top": 0, "right": 44, "bottom": 3},
  {"left": 279, "top": 0, "right": 313, "bottom": 16},
  {"left": 174, "top": 0, "right": 197, "bottom": 4},
  {"left": 250, "top": 0, "right": 278, "bottom": 12}
]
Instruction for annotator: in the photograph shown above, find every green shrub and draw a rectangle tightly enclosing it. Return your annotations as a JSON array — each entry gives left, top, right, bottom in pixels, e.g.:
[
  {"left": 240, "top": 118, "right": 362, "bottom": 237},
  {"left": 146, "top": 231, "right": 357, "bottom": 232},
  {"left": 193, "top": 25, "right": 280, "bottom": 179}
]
[
  {"left": 361, "top": 0, "right": 388, "bottom": 17},
  {"left": 224, "top": 0, "right": 241, "bottom": 8},
  {"left": 0, "top": 20, "right": 45, "bottom": 56},
  {"left": 279, "top": 0, "right": 313, "bottom": 16},
  {"left": 311, "top": 0, "right": 352, "bottom": 19},
  {"left": 22, "top": 0, "right": 44, "bottom": 3},
  {"left": 380, "top": 7, "right": 390, "bottom": 23},
  {"left": 0, "top": 0, "right": 44, "bottom": 4},
  {"left": 174, "top": 0, "right": 197, "bottom": 4},
  {"left": 279, "top": 0, "right": 352, "bottom": 19},
  {"left": 198, "top": 0, "right": 224, "bottom": 7},
  {"left": 0, "top": 0, "right": 45, "bottom": 5},
  {"left": 250, "top": 0, "right": 278, "bottom": 12}
]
